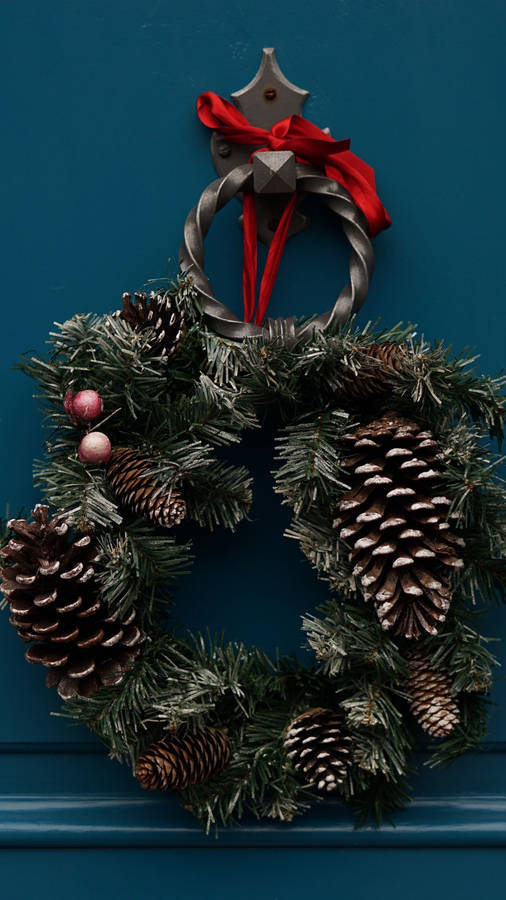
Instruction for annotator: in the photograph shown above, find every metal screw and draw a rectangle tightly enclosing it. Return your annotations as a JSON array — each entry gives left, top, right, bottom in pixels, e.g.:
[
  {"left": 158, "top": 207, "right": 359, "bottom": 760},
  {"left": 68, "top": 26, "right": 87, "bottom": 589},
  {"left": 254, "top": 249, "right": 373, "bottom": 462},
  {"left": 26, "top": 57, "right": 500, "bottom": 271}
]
[
  {"left": 217, "top": 142, "right": 231, "bottom": 158},
  {"left": 263, "top": 86, "right": 278, "bottom": 103}
]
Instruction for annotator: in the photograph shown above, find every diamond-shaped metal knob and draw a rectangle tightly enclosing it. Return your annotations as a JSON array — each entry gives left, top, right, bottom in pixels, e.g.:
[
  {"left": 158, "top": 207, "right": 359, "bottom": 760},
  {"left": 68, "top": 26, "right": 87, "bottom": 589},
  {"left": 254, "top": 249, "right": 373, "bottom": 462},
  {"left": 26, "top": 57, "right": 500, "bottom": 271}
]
[{"left": 253, "top": 150, "right": 297, "bottom": 194}]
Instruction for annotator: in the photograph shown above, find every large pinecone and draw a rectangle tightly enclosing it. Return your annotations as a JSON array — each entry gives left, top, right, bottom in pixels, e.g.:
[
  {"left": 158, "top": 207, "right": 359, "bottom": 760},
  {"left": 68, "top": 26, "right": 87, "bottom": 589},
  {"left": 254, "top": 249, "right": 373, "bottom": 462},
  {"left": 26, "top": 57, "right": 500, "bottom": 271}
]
[
  {"left": 407, "top": 650, "right": 460, "bottom": 737},
  {"left": 283, "top": 708, "right": 352, "bottom": 793},
  {"left": 119, "top": 291, "right": 186, "bottom": 358},
  {"left": 339, "top": 342, "right": 407, "bottom": 401},
  {"left": 135, "top": 728, "right": 232, "bottom": 790},
  {"left": 108, "top": 447, "right": 186, "bottom": 528},
  {"left": 334, "top": 413, "right": 465, "bottom": 640},
  {"left": 0, "top": 505, "right": 143, "bottom": 699}
]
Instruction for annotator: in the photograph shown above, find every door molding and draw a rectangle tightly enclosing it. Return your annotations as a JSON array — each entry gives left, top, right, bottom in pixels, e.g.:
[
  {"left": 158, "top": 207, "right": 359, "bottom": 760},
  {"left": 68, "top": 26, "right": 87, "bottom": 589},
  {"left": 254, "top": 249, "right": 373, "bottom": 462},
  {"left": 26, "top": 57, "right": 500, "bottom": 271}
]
[{"left": 1, "top": 744, "right": 505, "bottom": 848}]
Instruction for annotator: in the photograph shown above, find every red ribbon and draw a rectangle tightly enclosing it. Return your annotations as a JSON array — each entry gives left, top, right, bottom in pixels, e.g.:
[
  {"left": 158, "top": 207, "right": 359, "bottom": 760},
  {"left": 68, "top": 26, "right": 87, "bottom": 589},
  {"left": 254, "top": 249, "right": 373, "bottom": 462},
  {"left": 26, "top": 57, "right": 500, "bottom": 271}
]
[{"left": 197, "top": 91, "right": 391, "bottom": 325}]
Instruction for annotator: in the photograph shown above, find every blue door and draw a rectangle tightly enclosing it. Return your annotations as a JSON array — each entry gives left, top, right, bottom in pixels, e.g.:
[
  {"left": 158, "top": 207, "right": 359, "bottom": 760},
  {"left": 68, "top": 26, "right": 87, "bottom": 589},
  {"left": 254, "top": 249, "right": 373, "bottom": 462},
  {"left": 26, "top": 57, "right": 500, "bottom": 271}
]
[{"left": 2, "top": 1, "right": 506, "bottom": 896}]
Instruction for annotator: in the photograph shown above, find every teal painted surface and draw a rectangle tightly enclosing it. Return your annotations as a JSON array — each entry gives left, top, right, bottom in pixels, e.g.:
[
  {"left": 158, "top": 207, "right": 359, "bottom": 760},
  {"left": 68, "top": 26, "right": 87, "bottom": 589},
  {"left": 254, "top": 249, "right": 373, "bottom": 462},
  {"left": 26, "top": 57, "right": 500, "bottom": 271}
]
[
  {"left": 2, "top": 849, "right": 506, "bottom": 900},
  {"left": 1, "top": 0, "right": 506, "bottom": 885}
]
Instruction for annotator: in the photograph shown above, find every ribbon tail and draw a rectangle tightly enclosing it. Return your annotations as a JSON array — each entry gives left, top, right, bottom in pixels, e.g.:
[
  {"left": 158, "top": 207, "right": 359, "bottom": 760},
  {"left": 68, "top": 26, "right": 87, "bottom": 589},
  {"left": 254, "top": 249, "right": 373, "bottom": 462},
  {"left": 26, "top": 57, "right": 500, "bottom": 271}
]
[
  {"left": 242, "top": 193, "right": 258, "bottom": 322},
  {"left": 254, "top": 193, "right": 298, "bottom": 326},
  {"left": 325, "top": 152, "right": 391, "bottom": 237}
]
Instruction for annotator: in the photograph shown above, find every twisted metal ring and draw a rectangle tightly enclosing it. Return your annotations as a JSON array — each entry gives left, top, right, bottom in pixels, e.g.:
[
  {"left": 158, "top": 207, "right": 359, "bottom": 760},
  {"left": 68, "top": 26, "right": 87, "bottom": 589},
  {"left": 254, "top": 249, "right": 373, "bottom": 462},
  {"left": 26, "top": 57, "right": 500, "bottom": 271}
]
[{"left": 179, "top": 164, "right": 374, "bottom": 342}]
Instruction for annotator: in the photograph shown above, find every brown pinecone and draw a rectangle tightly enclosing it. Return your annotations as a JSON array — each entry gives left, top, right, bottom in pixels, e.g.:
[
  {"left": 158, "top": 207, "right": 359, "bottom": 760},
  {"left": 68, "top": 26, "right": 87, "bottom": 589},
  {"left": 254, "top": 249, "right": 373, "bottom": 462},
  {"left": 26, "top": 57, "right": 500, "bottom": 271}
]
[
  {"left": 283, "top": 708, "right": 352, "bottom": 793},
  {"left": 135, "top": 728, "right": 232, "bottom": 790},
  {"left": 0, "top": 505, "right": 143, "bottom": 699},
  {"left": 334, "top": 413, "right": 465, "bottom": 640},
  {"left": 119, "top": 291, "right": 186, "bottom": 358},
  {"left": 339, "top": 342, "right": 407, "bottom": 401},
  {"left": 107, "top": 448, "right": 186, "bottom": 529},
  {"left": 407, "top": 650, "right": 460, "bottom": 737}
]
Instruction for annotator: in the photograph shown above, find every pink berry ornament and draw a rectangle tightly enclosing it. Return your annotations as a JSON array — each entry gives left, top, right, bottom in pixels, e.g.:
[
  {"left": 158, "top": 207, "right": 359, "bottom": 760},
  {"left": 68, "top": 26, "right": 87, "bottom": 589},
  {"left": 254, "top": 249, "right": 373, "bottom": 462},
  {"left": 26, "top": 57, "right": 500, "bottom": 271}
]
[
  {"left": 71, "top": 390, "right": 103, "bottom": 422},
  {"left": 78, "top": 432, "right": 112, "bottom": 464},
  {"left": 63, "top": 389, "right": 76, "bottom": 421}
]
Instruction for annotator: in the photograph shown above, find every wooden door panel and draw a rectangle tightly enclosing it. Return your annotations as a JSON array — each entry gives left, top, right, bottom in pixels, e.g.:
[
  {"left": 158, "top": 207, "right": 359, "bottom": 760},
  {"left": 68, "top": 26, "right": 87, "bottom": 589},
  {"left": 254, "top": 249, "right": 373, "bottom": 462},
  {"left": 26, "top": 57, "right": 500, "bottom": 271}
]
[{"left": 1, "top": 0, "right": 506, "bottom": 877}]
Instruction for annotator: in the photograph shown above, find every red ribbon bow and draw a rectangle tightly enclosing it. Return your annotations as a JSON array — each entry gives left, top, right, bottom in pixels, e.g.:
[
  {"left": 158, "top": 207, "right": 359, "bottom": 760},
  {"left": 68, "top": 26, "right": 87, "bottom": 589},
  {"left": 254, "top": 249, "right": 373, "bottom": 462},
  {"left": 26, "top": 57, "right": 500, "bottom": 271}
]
[{"left": 197, "top": 91, "right": 391, "bottom": 325}]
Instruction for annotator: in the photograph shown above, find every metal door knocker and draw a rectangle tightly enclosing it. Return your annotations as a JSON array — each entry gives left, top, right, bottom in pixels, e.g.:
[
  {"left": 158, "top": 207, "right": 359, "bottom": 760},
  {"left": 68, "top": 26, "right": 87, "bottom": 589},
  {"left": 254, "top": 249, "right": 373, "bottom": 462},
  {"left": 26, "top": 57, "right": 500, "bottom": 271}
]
[{"left": 179, "top": 48, "right": 390, "bottom": 342}]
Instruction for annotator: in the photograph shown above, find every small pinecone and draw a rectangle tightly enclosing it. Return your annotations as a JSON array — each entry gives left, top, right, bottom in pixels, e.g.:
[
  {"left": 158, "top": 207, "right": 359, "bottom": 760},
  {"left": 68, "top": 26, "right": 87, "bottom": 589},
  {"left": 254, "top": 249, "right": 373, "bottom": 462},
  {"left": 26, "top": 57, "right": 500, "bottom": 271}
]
[
  {"left": 334, "top": 413, "right": 465, "bottom": 639},
  {"left": 108, "top": 447, "right": 186, "bottom": 529},
  {"left": 135, "top": 728, "right": 232, "bottom": 791},
  {"left": 407, "top": 650, "right": 460, "bottom": 737},
  {"left": 283, "top": 708, "right": 352, "bottom": 793},
  {"left": 339, "top": 342, "right": 407, "bottom": 401},
  {"left": 119, "top": 291, "right": 186, "bottom": 358},
  {"left": 0, "top": 505, "right": 143, "bottom": 699}
]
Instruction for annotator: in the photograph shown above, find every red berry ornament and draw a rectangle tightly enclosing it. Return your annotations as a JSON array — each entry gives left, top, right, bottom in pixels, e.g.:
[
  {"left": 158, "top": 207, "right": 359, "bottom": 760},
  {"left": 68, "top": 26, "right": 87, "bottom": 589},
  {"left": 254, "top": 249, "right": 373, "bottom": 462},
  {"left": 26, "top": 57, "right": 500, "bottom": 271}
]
[
  {"left": 78, "top": 432, "right": 112, "bottom": 464},
  {"left": 71, "top": 390, "right": 103, "bottom": 422}
]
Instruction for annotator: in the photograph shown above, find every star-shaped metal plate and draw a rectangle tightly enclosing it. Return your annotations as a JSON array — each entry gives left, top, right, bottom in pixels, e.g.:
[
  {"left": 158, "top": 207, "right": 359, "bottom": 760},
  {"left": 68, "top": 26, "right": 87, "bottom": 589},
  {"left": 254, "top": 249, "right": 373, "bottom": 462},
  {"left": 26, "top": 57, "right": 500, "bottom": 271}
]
[{"left": 231, "top": 47, "right": 309, "bottom": 129}]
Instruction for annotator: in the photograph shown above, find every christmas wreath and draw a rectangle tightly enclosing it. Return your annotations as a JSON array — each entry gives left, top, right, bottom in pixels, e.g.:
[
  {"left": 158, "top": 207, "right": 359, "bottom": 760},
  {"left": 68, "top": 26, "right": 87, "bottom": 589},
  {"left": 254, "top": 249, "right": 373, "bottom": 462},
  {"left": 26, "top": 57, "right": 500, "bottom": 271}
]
[{"left": 1, "top": 279, "right": 505, "bottom": 830}]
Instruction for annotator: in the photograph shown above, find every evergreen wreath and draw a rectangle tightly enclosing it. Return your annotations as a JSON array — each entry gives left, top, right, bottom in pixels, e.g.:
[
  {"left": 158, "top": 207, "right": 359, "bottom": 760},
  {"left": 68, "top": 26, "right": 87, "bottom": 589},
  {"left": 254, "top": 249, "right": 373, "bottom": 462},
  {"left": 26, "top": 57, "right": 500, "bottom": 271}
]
[{"left": 1, "top": 277, "right": 505, "bottom": 831}]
